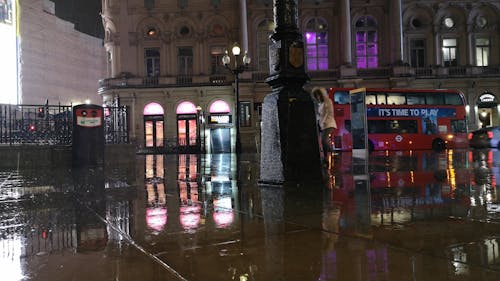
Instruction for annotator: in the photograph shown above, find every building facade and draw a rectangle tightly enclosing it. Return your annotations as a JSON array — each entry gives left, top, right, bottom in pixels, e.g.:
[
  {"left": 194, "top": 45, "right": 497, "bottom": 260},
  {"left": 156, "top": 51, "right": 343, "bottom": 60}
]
[
  {"left": 19, "top": 0, "right": 106, "bottom": 105},
  {"left": 98, "top": 0, "right": 500, "bottom": 153}
]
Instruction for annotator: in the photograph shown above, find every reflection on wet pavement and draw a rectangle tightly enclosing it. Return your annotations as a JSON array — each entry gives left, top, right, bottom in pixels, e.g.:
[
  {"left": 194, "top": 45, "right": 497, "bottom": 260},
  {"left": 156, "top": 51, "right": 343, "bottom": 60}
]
[{"left": 1, "top": 149, "right": 500, "bottom": 280}]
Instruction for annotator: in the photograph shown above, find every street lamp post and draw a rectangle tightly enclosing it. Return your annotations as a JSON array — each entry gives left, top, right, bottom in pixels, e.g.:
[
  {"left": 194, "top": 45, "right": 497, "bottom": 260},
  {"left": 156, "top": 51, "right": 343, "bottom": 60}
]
[{"left": 222, "top": 44, "right": 251, "bottom": 153}]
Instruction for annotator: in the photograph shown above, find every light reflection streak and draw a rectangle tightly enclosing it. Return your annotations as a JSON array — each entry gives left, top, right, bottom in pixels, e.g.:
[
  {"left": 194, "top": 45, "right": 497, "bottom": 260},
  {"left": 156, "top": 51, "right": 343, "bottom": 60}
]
[{"left": 0, "top": 235, "right": 25, "bottom": 281}]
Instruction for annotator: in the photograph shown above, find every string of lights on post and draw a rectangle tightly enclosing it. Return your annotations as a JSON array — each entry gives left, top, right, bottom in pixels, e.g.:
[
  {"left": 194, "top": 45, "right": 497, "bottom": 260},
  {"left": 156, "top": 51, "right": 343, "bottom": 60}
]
[{"left": 222, "top": 43, "right": 251, "bottom": 153}]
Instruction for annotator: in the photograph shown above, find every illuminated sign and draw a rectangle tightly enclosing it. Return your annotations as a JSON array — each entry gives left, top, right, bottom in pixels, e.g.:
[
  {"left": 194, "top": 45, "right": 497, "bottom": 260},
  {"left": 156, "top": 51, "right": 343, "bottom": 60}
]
[
  {"left": 209, "top": 114, "right": 232, "bottom": 124},
  {"left": 479, "top": 93, "right": 497, "bottom": 103},
  {"left": 0, "top": 0, "right": 18, "bottom": 104},
  {"left": 177, "top": 114, "right": 197, "bottom": 120},
  {"left": 75, "top": 108, "right": 103, "bottom": 127}
]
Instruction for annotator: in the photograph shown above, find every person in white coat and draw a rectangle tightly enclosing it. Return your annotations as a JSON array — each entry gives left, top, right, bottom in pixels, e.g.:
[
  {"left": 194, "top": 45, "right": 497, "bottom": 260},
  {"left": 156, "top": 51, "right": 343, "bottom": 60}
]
[{"left": 312, "top": 87, "right": 337, "bottom": 160}]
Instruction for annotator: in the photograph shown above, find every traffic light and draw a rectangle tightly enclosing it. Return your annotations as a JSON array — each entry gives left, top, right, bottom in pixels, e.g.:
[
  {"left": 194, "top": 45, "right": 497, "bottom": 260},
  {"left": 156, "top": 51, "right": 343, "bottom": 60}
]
[{"left": 37, "top": 107, "right": 45, "bottom": 118}]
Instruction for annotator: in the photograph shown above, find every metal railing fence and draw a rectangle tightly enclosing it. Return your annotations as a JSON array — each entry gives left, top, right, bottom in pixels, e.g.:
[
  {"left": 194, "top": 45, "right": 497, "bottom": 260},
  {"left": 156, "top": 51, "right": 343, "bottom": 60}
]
[{"left": 0, "top": 104, "right": 129, "bottom": 145}]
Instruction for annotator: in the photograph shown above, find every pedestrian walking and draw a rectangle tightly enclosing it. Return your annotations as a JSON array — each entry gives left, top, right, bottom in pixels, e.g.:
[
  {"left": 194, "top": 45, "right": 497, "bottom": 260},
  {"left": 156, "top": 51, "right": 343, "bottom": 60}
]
[{"left": 312, "top": 87, "right": 337, "bottom": 161}]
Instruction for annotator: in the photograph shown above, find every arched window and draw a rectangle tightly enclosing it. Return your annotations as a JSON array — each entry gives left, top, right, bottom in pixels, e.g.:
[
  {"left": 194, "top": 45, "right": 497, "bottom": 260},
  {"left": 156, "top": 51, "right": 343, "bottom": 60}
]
[
  {"left": 257, "top": 19, "right": 274, "bottom": 72},
  {"left": 209, "top": 100, "right": 231, "bottom": 113},
  {"left": 305, "top": 18, "right": 328, "bottom": 71},
  {"left": 176, "top": 101, "right": 197, "bottom": 114},
  {"left": 143, "top": 102, "right": 164, "bottom": 148},
  {"left": 144, "top": 102, "right": 164, "bottom": 115},
  {"left": 355, "top": 15, "right": 378, "bottom": 68}
]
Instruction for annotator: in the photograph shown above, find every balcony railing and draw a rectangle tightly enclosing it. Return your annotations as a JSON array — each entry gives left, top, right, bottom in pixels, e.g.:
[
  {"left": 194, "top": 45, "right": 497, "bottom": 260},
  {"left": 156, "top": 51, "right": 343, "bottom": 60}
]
[{"left": 98, "top": 65, "right": 500, "bottom": 92}]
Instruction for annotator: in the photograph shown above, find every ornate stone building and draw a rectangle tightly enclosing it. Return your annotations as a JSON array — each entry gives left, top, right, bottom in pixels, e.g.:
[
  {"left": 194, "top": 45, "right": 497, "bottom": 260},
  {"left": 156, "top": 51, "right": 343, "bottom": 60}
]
[{"left": 98, "top": 0, "right": 500, "bottom": 153}]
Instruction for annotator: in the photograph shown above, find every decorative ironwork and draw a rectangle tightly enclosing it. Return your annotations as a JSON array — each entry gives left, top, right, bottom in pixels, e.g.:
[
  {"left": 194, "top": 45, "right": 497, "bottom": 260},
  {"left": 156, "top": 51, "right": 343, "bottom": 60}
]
[
  {"left": 0, "top": 104, "right": 72, "bottom": 145},
  {"left": 104, "top": 106, "right": 129, "bottom": 144},
  {"left": 0, "top": 104, "right": 130, "bottom": 146}
]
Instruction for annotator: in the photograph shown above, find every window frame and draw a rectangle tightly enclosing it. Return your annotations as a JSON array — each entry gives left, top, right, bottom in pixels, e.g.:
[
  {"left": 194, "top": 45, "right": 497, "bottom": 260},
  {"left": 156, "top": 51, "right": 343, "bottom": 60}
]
[
  {"left": 145, "top": 48, "right": 161, "bottom": 77},
  {"left": 178, "top": 47, "right": 193, "bottom": 75},
  {"left": 442, "top": 38, "right": 457, "bottom": 67},
  {"left": 304, "top": 17, "right": 329, "bottom": 71},
  {"left": 354, "top": 15, "right": 378, "bottom": 69},
  {"left": 475, "top": 37, "right": 490, "bottom": 67}
]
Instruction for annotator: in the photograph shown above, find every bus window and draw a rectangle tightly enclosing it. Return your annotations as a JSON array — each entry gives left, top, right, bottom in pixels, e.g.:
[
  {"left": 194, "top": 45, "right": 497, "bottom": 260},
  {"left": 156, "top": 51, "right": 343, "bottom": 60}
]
[
  {"left": 426, "top": 93, "right": 444, "bottom": 105},
  {"left": 368, "top": 120, "right": 418, "bottom": 134},
  {"left": 334, "top": 91, "right": 350, "bottom": 104},
  {"left": 445, "top": 93, "right": 463, "bottom": 105},
  {"left": 376, "top": 93, "right": 386, "bottom": 105},
  {"left": 366, "top": 94, "right": 376, "bottom": 105},
  {"left": 407, "top": 94, "right": 425, "bottom": 105},
  {"left": 451, "top": 119, "right": 467, "bottom": 133},
  {"left": 387, "top": 93, "right": 405, "bottom": 105}
]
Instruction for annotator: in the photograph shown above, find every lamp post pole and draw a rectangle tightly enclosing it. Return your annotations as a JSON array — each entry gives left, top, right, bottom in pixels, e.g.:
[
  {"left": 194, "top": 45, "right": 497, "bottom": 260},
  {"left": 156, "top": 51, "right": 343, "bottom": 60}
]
[
  {"left": 196, "top": 106, "right": 202, "bottom": 153},
  {"left": 234, "top": 71, "right": 241, "bottom": 153},
  {"left": 222, "top": 44, "right": 250, "bottom": 154}
]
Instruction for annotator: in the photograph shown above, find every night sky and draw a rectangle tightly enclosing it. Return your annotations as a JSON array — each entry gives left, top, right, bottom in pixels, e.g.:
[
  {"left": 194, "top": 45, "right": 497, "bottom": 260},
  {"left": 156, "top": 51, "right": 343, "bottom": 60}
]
[{"left": 51, "top": 0, "right": 103, "bottom": 38}]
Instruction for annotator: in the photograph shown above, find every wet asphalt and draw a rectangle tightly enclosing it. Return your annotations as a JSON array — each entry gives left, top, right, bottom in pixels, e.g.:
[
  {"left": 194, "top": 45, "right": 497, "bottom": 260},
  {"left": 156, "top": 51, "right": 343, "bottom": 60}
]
[{"left": 1, "top": 149, "right": 500, "bottom": 281}]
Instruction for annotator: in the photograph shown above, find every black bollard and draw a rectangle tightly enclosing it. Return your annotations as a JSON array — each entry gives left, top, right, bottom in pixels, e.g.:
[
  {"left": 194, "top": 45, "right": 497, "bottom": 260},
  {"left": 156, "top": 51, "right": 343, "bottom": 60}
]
[{"left": 72, "top": 104, "right": 105, "bottom": 167}]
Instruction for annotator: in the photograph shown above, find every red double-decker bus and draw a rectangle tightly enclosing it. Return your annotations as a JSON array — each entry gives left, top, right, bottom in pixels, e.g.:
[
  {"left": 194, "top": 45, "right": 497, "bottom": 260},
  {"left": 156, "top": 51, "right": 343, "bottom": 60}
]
[{"left": 329, "top": 88, "right": 469, "bottom": 151}]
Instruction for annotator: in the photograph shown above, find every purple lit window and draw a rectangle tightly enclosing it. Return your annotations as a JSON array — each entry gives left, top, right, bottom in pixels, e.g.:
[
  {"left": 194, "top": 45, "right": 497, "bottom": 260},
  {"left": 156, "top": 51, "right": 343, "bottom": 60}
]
[
  {"left": 305, "top": 18, "right": 329, "bottom": 71},
  {"left": 355, "top": 16, "right": 378, "bottom": 69}
]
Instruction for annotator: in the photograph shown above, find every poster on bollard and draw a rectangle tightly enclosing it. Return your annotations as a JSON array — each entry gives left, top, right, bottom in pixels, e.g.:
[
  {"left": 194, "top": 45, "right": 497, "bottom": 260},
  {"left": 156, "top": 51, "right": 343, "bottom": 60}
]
[{"left": 349, "top": 88, "right": 369, "bottom": 161}]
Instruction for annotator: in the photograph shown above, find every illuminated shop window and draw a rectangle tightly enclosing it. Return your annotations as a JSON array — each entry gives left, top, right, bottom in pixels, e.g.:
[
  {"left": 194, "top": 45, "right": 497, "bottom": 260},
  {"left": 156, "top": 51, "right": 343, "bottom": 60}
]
[
  {"left": 176, "top": 102, "right": 197, "bottom": 147},
  {"left": 355, "top": 16, "right": 378, "bottom": 68},
  {"left": 305, "top": 18, "right": 328, "bottom": 71}
]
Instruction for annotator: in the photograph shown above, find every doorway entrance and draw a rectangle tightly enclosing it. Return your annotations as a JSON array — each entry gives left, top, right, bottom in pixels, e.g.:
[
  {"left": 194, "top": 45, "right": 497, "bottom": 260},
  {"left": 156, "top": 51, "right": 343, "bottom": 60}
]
[
  {"left": 477, "top": 92, "right": 498, "bottom": 128},
  {"left": 177, "top": 101, "right": 200, "bottom": 153},
  {"left": 144, "top": 102, "right": 164, "bottom": 150}
]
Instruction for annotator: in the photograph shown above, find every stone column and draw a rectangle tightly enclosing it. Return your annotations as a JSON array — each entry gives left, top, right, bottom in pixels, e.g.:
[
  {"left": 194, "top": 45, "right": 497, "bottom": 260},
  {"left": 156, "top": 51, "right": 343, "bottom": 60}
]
[
  {"left": 391, "top": 0, "right": 404, "bottom": 64},
  {"left": 118, "top": 1, "right": 130, "bottom": 73},
  {"left": 239, "top": 0, "right": 249, "bottom": 52},
  {"left": 467, "top": 25, "right": 474, "bottom": 65},
  {"left": 434, "top": 28, "right": 441, "bottom": 65},
  {"left": 259, "top": 0, "right": 323, "bottom": 185},
  {"left": 340, "top": 0, "right": 352, "bottom": 66}
]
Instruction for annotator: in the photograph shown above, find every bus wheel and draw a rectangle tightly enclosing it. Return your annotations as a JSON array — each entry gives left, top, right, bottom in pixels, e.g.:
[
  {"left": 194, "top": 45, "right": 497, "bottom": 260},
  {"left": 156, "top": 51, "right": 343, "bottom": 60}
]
[{"left": 432, "top": 138, "right": 446, "bottom": 151}]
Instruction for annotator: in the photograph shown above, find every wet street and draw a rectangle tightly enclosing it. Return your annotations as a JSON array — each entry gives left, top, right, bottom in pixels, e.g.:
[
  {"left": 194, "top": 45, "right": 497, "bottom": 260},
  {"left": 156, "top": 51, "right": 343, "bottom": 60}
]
[{"left": 1, "top": 149, "right": 500, "bottom": 281}]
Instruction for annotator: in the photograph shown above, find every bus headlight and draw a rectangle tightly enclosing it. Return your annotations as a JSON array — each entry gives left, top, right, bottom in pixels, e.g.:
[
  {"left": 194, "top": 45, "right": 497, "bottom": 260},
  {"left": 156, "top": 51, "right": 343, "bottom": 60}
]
[{"left": 447, "top": 134, "right": 454, "bottom": 140}]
